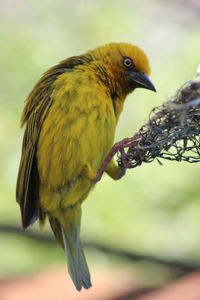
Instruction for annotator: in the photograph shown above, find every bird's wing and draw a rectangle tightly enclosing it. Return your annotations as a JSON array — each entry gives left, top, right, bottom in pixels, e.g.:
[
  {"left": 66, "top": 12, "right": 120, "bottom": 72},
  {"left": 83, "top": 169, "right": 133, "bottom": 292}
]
[
  {"left": 16, "top": 90, "right": 53, "bottom": 228},
  {"left": 16, "top": 54, "right": 93, "bottom": 228},
  {"left": 16, "top": 60, "right": 79, "bottom": 228}
]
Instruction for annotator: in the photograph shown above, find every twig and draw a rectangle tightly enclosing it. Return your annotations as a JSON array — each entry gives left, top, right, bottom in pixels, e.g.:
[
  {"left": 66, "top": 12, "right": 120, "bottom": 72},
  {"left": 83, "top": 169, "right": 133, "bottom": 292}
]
[{"left": 0, "top": 223, "right": 199, "bottom": 274}]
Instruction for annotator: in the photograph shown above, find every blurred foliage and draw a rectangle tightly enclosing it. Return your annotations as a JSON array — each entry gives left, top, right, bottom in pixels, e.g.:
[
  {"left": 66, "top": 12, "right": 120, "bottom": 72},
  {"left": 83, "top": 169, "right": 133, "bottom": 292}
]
[{"left": 0, "top": 0, "right": 200, "bottom": 286}]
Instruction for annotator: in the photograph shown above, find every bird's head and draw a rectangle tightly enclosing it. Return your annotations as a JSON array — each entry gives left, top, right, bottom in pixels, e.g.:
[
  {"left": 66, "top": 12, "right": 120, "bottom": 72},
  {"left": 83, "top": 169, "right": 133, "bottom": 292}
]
[{"left": 90, "top": 42, "right": 156, "bottom": 97}]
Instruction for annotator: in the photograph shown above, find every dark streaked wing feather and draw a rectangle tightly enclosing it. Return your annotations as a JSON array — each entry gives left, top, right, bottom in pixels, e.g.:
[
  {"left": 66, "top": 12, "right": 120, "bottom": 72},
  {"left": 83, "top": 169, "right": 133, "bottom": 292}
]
[
  {"left": 16, "top": 96, "right": 53, "bottom": 228},
  {"left": 16, "top": 54, "right": 93, "bottom": 228}
]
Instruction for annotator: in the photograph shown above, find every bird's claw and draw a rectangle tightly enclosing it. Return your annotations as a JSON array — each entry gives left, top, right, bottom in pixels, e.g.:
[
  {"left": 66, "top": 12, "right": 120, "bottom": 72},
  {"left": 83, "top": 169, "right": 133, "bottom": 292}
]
[{"left": 117, "top": 147, "right": 133, "bottom": 179}]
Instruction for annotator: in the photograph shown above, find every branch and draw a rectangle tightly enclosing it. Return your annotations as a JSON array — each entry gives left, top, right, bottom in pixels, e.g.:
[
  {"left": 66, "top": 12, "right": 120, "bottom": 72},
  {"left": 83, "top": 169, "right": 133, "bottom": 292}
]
[{"left": 0, "top": 224, "right": 200, "bottom": 274}]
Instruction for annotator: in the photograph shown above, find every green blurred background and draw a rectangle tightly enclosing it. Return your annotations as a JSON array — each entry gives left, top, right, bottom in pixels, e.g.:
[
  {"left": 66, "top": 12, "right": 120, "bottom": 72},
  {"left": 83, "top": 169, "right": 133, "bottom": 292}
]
[{"left": 0, "top": 0, "right": 200, "bottom": 289}]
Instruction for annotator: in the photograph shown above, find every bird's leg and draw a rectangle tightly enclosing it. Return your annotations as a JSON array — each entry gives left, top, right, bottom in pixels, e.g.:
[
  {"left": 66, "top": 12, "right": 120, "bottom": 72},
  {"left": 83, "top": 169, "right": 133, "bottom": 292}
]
[
  {"left": 95, "top": 138, "right": 130, "bottom": 182},
  {"left": 95, "top": 134, "right": 142, "bottom": 182}
]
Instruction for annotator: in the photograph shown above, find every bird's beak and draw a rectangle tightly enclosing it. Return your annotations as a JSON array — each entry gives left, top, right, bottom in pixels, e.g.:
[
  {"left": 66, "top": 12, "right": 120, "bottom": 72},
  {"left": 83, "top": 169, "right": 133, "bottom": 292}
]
[{"left": 128, "top": 71, "right": 156, "bottom": 92}]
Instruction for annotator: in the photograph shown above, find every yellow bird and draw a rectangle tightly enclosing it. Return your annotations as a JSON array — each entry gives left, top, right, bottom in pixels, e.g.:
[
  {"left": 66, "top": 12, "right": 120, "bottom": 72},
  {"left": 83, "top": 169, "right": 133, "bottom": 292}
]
[{"left": 16, "top": 42, "right": 156, "bottom": 291}]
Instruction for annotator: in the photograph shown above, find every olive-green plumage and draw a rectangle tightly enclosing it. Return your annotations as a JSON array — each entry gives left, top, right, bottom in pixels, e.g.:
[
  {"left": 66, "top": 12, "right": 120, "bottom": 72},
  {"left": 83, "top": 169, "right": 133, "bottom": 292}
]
[{"left": 16, "top": 42, "right": 155, "bottom": 291}]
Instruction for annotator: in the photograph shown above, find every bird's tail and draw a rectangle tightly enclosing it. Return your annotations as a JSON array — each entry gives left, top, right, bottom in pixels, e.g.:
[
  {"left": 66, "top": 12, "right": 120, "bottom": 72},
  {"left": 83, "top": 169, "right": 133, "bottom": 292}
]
[
  {"left": 61, "top": 227, "right": 91, "bottom": 291},
  {"left": 49, "top": 207, "right": 91, "bottom": 291}
]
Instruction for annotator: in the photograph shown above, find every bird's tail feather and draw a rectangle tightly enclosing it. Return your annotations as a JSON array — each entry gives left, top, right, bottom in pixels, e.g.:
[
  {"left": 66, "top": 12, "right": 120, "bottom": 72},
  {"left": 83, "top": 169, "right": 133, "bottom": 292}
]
[
  {"left": 61, "top": 226, "right": 91, "bottom": 291},
  {"left": 49, "top": 217, "right": 64, "bottom": 247},
  {"left": 49, "top": 214, "right": 91, "bottom": 291}
]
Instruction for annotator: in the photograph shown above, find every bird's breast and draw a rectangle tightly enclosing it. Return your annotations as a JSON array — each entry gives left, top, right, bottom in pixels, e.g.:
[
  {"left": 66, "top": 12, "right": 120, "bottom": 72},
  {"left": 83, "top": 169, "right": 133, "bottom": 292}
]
[{"left": 37, "top": 71, "right": 116, "bottom": 189}]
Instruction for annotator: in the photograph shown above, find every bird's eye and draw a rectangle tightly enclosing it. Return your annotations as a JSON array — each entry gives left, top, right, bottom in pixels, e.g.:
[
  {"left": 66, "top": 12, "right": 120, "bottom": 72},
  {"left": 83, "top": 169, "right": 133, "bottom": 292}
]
[{"left": 123, "top": 58, "right": 133, "bottom": 68}]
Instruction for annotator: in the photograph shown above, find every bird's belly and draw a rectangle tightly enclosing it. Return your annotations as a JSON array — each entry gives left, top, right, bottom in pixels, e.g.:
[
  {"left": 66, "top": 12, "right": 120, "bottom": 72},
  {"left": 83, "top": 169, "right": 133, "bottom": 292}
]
[{"left": 37, "top": 99, "right": 115, "bottom": 210}]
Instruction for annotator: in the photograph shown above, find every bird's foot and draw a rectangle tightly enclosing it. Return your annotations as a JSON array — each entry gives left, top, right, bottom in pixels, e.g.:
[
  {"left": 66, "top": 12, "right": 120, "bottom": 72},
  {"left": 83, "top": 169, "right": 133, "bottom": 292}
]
[{"left": 117, "top": 147, "right": 133, "bottom": 179}]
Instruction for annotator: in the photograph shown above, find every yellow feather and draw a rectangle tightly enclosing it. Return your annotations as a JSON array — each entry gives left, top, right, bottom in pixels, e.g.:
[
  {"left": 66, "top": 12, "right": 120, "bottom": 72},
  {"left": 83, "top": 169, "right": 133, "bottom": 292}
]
[{"left": 16, "top": 42, "right": 155, "bottom": 291}]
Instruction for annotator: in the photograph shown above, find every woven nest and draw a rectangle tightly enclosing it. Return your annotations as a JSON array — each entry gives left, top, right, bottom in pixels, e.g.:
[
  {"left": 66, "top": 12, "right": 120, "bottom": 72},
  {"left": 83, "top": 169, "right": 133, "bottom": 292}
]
[
  {"left": 117, "top": 80, "right": 200, "bottom": 168},
  {"left": 96, "top": 78, "right": 200, "bottom": 180}
]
